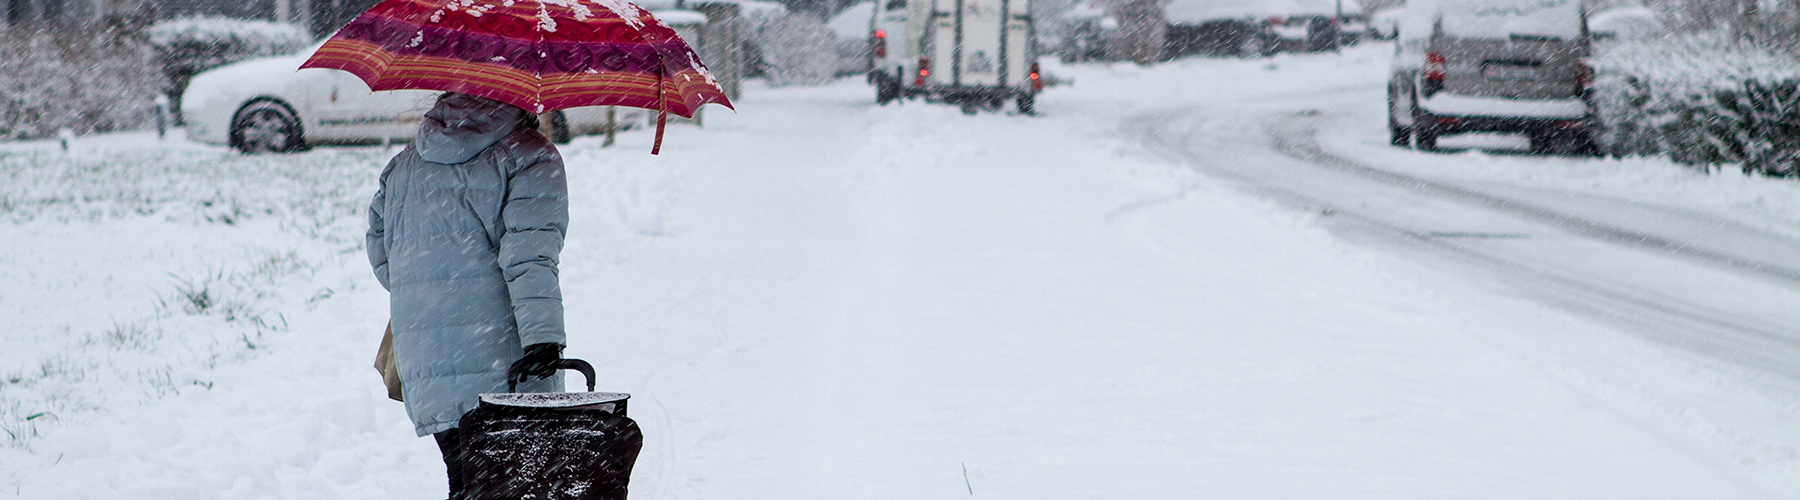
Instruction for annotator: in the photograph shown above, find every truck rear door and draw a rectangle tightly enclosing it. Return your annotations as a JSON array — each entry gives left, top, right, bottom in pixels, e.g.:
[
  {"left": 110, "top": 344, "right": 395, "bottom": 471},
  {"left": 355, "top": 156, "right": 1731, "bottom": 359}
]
[
  {"left": 927, "top": 0, "right": 1020, "bottom": 88},
  {"left": 1002, "top": 0, "right": 1030, "bottom": 90}
]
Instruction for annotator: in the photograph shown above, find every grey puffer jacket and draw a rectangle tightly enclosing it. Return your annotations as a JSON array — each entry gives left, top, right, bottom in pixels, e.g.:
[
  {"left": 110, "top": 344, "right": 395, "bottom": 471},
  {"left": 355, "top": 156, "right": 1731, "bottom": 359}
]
[{"left": 367, "top": 94, "right": 568, "bottom": 436}]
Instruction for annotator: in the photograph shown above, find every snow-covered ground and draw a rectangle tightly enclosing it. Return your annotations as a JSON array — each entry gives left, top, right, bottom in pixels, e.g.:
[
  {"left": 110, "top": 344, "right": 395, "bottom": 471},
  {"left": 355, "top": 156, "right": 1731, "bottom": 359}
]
[{"left": 4, "top": 42, "right": 1800, "bottom": 499}]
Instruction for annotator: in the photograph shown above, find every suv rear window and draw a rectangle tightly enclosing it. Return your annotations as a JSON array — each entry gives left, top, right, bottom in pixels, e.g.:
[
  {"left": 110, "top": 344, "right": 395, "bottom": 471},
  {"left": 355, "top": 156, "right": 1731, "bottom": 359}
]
[{"left": 1402, "top": 0, "right": 1583, "bottom": 41}]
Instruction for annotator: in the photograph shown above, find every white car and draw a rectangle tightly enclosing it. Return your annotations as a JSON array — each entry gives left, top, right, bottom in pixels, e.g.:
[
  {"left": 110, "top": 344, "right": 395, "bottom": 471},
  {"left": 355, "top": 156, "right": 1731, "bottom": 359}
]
[{"left": 182, "top": 42, "right": 646, "bottom": 153}]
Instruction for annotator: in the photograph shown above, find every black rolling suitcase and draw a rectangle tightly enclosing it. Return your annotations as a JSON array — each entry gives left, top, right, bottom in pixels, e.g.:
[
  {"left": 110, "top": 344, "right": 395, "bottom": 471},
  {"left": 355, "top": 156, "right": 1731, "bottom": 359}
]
[{"left": 459, "top": 359, "right": 643, "bottom": 500}]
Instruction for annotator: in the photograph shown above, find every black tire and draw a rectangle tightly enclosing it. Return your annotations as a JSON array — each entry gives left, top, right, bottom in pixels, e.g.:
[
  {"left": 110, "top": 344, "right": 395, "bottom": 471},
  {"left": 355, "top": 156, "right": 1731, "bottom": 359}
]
[
  {"left": 1387, "top": 89, "right": 1409, "bottom": 147},
  {"left": 1238, "top": 36, "right": 1266, "bottom": 58},
  {"left": 1017, "top": 94, "right": 1036, "bottom": 115},
  {"left": 1410, "top": 96, "right": 1438, "bottom": 151},
  {"left": 875, "top": 75, "right": 899, "bottom": 105},
  {"left": 230, "top": 100, "right": 304, "bottom": 154},
  {"left": 960, "top": 100, "right": 979, "bottom": 115},
  {"left": 1413, "top": 127, "right": 1438, "bottom": 151}
]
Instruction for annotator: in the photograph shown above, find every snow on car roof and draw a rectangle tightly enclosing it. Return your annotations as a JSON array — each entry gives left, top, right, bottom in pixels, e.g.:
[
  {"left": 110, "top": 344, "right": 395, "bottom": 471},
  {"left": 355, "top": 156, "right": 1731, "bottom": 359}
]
[
  {"left": 634, "top": 0, "right": 786, "bottom": 18},
  {"left": 828, "top": 1, "right": 872, "bottom": 39},
  {"left": 1590, "top": 6, "right": 1664, "bottom": 40},
  {"left": 1400, "top": 0, "right": 1584, "bottom": 41},
  {"left": 1060, "top": 0, "right": 1107, "bottom": 21},
  {"left": 653, "top": 9, "right": 709, "bottom": 26},
  {"left": 1164, "top": 0, "right": 1361, "bottom": 25}
]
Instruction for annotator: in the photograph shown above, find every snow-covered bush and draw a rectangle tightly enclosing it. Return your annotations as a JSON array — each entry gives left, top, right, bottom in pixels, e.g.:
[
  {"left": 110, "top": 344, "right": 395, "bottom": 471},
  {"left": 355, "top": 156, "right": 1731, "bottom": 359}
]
[
  {"left": 1592, "top": 32, "right": 1800, "bottom": 176},
  {"left": 750, "top": 13, "right": 838, "bottom": 86},
  {"left": 0, "top": 21, "right": 166, "bottom": 141},
  {"left": 148, "top": 17, "right": 311, "bottom": 118}
]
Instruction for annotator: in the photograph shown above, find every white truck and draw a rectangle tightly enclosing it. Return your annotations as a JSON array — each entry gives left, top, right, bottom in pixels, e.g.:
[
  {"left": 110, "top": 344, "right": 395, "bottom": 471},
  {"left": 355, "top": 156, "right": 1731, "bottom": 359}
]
[{"left": 866, "top": 0, "right": 1041, "bottom": 113}]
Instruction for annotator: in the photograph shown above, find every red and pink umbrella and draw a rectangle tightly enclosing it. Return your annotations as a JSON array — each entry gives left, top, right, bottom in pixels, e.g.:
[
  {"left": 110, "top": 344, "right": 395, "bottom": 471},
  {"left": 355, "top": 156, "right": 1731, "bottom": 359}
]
[{"left": 301, "top": 0, "right": 733, "bottom": 154}]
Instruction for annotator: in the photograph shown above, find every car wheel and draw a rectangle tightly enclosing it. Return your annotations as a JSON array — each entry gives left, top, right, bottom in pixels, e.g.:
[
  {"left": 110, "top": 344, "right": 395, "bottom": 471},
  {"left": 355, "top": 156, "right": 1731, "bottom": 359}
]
[
  {"left": 231, "top": 100, "right": 303, "bottom": 154},
  {"left": 1409, "top": 94, "right": 1438, "bottom": 151},
  {"left": 1388, "top": 86, "right": 1410, "bottom": 147},
  {"left": 1238, "top": 36, "right": 1266, "bottom": 58},
  {"left": 876, "top": 75, "right": 900, "bottom": 105},
  {"left": 960, "top": 100, "right": 979, "bottom": 115},
  {"left": 1017, "top": 94, "right": 1036, "bottom": 115}
]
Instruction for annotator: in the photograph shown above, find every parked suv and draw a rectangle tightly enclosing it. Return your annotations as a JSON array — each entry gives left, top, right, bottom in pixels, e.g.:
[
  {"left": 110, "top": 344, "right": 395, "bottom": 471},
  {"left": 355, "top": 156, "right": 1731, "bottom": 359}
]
[{"left": 1386, "top": 0, "right": 1596, "bottom": 154}]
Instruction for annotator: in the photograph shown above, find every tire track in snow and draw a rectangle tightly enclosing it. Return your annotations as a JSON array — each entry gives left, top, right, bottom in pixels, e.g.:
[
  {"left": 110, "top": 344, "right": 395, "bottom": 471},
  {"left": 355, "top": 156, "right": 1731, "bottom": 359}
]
[
  {"left": 1265, "top": 116, "right": 1800, "bottom": 287},
  {"left": 1127, "top": 107, "right": 1800, "bottom": 385}
]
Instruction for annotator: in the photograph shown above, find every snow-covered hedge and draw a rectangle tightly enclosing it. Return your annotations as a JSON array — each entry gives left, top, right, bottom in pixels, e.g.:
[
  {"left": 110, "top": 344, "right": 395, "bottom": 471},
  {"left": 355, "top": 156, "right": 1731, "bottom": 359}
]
[
  {"left": 1593, "top": 33, "right": 1800, "bottom": 176},
  {"left": 147, "top": 17, "right": 311, "bottom": 120},
  {"left": 750, "top": 13, "right": 838, "bottom": 86},
  {"left": 0, "top": 23, "right": 166, "bottom": 141}
]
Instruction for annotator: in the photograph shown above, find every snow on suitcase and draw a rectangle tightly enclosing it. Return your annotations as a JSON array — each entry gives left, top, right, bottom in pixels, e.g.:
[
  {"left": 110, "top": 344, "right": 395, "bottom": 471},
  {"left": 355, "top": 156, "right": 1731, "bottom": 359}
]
[{"left": 459, "top": 359, "right": 643, "bottom": 500}]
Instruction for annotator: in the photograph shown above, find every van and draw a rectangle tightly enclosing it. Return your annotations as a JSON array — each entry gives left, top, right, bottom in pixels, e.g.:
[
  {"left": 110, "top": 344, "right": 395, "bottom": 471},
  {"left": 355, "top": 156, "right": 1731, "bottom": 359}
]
[
  {"left": 866, "top": 0, "right": 1042, "bottom": 113},
  {"left": 1387, "top": 0, "right": 1597, "bottom": 154}
]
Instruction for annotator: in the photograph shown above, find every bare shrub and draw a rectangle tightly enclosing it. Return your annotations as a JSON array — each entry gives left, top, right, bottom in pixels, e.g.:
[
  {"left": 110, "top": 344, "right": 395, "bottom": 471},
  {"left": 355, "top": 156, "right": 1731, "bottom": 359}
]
[
  {"left": 752, "top": 13, "right": 839, "bottom": 86},
  {"left": 0, "top": 18, "right": 166, "bottom": 140}
]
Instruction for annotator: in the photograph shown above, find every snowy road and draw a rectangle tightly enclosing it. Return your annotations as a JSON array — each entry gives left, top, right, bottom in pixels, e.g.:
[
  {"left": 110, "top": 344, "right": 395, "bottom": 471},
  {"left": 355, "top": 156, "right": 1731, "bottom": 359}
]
[
  {"left": 9, "top": 43, "right": 1800, "bottom": 499},
  {"left": 1134, "top": 102, "right": 1800, "bottom": 382}
]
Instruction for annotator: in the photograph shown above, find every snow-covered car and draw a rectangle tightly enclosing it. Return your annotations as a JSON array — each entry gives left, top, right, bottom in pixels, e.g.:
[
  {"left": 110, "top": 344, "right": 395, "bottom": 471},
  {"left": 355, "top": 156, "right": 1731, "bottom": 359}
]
[
  {"left": 1273, "top": 14, "right": 1350, "bottom": 52},
  {"left": 1369, "top": 7, "right": 1402, "bottom": 40},
  {"left": 1589, "top": 6, "right": 1665, "bottom": 42},
  {"left": 1163, "top": 0, "right": 1358, "bottom": 57},
  {"left": 182, "top": 43, "right": 646, "bottom": 153},
  {"left": 1164, "top": 18, "right": 1278, "bottom": 58},
  {"left": 1386, "top": 0, "right": 1596, "bottom": 154}
]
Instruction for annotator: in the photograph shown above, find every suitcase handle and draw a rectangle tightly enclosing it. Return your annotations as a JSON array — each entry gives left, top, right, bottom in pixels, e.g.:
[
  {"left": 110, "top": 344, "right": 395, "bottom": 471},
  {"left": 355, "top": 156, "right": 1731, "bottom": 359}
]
[{"left": 508, "top": 358, "right": 596, "bottom": 392}]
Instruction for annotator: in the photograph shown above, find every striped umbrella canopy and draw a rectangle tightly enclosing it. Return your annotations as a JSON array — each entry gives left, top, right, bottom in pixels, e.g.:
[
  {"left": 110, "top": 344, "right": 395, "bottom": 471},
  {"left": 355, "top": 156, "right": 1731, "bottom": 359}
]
[{"left": 301, "top": 0, "right": 733, "bottom": 154}]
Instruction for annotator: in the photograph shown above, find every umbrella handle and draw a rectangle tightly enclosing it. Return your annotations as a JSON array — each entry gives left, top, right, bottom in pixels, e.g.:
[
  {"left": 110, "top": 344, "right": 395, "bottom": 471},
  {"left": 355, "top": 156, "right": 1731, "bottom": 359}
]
[
  {"left": 652, "top": 66, "right": 667, "bottom": 156},
  {"left": 652, "top": 110, "right": 666, "bottom": 155}
]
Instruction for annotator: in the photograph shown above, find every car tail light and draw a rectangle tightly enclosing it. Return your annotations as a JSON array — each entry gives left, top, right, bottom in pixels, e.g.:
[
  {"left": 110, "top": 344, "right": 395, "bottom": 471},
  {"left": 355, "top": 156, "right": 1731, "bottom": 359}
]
[
  {"left": 1576, "top": 59, "right": 1593, "bottom": 90},
  {"left": 916, "top": 57, "right": 930, "bottom": 86},
  {"left": 873, "top": 30, "right": 887, "bottom": 58},
  {"left": 1422, "top": 52, "right": 1446, "bottom": 96},
  {"left": 1029, "top": 62, "right": 1042, "bottom": 92},
  {"left": 1268, "top": 16, "right": 1284, "bottom": 25}
]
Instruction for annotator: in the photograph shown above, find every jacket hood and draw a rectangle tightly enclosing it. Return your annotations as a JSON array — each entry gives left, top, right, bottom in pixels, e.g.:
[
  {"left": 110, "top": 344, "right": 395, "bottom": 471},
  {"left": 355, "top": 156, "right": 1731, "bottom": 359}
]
[{"left": 415, "top": 94, "right": 528, "bottom": 164}]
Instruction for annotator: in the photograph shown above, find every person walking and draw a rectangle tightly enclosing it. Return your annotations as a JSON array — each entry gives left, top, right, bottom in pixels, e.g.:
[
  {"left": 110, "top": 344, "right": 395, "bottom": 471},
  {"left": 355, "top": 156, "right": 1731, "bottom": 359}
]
[{"left": 366, "top": 92, "right": 571, "bottom": 500}]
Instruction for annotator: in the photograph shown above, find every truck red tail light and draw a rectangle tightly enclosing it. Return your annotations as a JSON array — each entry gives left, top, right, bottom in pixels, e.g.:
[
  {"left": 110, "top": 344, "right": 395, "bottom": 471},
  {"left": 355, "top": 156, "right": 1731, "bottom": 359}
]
[
  {"left": 916, "top": 57, "right": 930, "bottom": 86},
  {"left": 1029, "top": 62, "right": 1042, "bottom": 92},
  {"left": 873, "top": 30, "right": 887, "bottom": 58}
]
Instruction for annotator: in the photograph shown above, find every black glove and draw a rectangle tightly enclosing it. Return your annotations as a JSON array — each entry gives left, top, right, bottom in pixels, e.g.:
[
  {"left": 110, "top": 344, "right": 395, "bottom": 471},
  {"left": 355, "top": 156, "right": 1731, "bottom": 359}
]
[{"left": 508, "top": 342, "right": 564, "bottom": 383}]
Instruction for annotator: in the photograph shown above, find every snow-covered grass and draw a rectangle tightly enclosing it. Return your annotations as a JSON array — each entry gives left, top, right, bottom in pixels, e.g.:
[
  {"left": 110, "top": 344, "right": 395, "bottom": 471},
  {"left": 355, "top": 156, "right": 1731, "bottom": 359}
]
[{"left": 0, "top": 136, "right": 383, "bottom": 457}]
